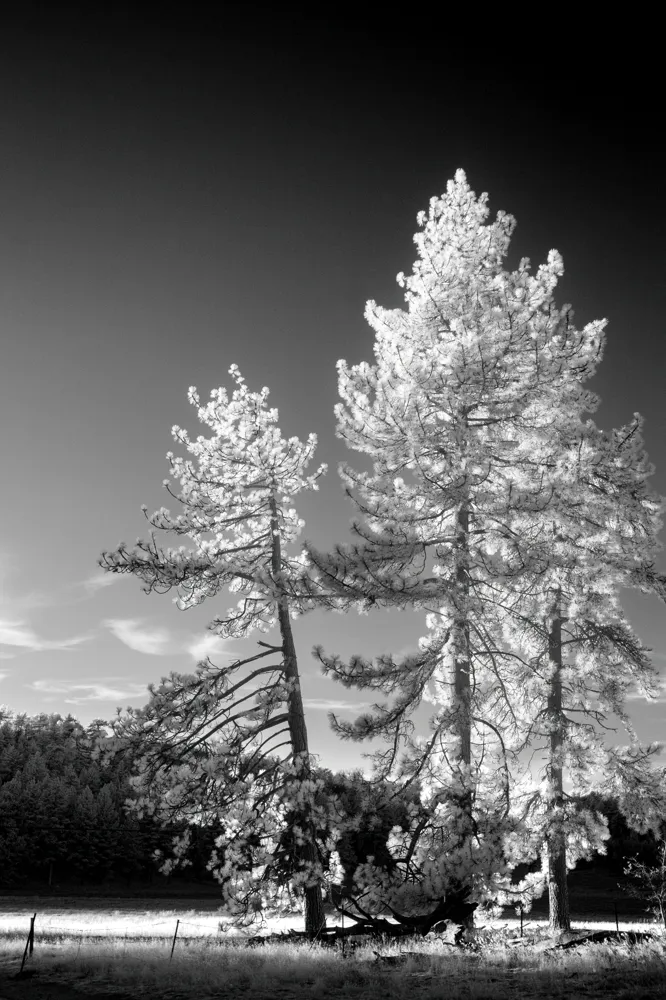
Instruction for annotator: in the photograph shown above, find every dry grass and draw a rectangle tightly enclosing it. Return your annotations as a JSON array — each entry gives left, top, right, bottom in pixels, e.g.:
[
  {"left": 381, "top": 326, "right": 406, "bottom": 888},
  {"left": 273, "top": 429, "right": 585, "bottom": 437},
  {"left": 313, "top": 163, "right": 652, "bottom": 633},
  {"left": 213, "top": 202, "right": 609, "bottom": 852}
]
[{"left": 0, "top": 905, "right": 665, "bottom": 999}]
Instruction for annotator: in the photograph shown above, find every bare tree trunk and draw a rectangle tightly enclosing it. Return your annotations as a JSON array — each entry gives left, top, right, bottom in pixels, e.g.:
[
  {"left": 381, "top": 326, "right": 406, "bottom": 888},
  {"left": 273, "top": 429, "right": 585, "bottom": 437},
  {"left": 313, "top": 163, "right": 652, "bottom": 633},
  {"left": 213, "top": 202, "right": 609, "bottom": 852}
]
[
  {"left": 452, "top": 503, "right": 474, "bottom": 929},
  {"left": 270, "top": 494, "right": 326, "bottom": 939},
  {"left": 546, "top": 590, "right": 570, "bottom": 934}
]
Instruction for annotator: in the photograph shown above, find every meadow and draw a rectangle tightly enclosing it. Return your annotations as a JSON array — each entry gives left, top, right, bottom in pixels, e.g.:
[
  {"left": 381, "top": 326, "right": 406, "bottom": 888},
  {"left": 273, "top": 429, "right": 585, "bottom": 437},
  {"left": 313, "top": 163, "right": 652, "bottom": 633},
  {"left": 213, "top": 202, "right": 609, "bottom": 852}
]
[{"left": 0, "top": 897, "right": 665, "bottom": 1000}]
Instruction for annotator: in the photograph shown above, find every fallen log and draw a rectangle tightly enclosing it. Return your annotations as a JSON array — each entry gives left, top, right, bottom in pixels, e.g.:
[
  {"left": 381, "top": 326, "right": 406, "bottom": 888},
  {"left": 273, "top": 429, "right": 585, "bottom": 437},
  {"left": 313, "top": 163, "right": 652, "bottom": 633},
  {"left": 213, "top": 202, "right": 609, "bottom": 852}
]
[
  {"left": 243, "top": 924, "right": 400, "bottom": 948},
  {"left": 549, "top": 930, "right": 659, "bottom": 951}
]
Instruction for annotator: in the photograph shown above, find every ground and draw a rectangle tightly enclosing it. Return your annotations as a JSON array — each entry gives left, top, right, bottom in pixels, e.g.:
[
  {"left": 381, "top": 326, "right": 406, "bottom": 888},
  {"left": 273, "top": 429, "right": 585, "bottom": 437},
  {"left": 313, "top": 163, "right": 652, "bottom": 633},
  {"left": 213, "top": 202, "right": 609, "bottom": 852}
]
[
  {"left": 1, "top": 961, "right": 666, "bottom": 1000},
  {"left": 0, "top": 871, "right": 663, "bottom": 999}
]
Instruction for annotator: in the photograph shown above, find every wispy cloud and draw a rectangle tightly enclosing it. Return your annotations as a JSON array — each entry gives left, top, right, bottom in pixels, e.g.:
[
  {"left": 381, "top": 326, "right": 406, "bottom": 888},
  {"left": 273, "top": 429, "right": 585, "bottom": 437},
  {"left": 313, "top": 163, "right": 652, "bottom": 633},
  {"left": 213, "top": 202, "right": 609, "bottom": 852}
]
[
  {"left": 0, "top": 553, "right": 62, "bottom": 612},
  {"left": 105, "top": 619, "right": 171, "bottom": 656},
  {"left": 0, "top": 671, "right": 7, "bottom": 682},
  {"left": 303, "top": 698, "right": 371, "bottom": 712},
  {"left": 104, "top": 618, "right": 231, "bottom": 663},
  {"left": 30, "top": 678, "right": 148, "bottom": 705},
  {"left": 83, "top": 572, "right": 124, "bottom": 595},
  {"left": 0, "top": 619, "right": 91, "bottom": 652},
  {"left": 186, "top": 633, "right": 229, "bottom": 662},
  {"left": 626, "top": 676, "right": 666, "bottom": 703}
]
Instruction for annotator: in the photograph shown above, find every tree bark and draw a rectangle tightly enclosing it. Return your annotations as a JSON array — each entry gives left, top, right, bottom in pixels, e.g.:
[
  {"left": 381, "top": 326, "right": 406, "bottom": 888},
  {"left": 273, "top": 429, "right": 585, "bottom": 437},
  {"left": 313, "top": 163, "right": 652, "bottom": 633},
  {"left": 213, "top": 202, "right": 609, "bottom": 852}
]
[
  {"left": 546, "top": 590, "right": 570, "bottom": 934},
  {"left": 452, "top": 503, "right": 474, "bottom": 929},
  {"left": 270, "top": 493, "right": 326, "bottom": 939}
]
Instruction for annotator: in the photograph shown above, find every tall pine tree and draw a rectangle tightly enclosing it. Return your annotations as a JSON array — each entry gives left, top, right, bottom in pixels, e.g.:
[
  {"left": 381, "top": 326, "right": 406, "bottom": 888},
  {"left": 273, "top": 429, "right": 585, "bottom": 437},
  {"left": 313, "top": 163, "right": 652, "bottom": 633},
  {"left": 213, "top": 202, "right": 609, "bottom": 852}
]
[
  {"left": 309, "top": 170, "right": 664, "bottom": 932},
  {"left": 500, "top": 413, "right": 664, "bottom": 931}
]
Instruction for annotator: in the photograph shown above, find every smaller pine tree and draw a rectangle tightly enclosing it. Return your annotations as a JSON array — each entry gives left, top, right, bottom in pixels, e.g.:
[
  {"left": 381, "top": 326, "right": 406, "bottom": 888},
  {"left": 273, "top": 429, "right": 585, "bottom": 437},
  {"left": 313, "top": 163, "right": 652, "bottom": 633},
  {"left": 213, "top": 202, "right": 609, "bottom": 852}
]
[{"left": 100, "top": 368, "right": 329, "bottom": 935}]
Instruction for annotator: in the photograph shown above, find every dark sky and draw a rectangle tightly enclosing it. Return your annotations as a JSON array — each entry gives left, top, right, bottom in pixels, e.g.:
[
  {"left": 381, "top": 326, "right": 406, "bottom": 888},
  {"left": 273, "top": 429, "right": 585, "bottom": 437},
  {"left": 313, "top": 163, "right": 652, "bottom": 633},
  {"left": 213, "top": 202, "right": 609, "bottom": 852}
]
[{"left": 0, "top": 11, "right": 663, "bottom": 769}]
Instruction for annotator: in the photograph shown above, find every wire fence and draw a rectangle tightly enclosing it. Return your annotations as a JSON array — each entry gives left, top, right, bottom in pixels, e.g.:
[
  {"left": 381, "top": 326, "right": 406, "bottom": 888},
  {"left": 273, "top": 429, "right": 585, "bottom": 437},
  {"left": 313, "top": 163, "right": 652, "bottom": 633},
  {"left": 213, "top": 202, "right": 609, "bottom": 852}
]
[
  {"left": 1, "top": 916, "right": 226, "bottom": 938},
  {"left": 2, "top": 910, "right": 249, "bottom": 976},
  {"left": 3, "top": 904, "right": 664, "bottom": 978}
]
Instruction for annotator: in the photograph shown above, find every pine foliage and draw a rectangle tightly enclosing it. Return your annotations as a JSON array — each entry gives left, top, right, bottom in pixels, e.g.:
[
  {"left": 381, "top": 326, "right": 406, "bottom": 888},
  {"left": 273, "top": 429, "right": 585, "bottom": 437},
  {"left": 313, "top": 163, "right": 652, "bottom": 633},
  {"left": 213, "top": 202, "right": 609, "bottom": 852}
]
[
  {"left": 100, "top": 368, "right": 329, "bottom": 934},
  {"left": 307, "top": 170, "right": 665, "bottom": 928}
]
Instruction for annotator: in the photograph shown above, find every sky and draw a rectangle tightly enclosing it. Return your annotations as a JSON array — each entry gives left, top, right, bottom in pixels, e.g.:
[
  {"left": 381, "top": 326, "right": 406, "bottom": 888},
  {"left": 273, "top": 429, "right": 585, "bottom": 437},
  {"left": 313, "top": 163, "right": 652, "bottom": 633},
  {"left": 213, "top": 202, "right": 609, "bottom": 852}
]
[{"left": 0, "top": 11, "right": 664, "bottom": 772}]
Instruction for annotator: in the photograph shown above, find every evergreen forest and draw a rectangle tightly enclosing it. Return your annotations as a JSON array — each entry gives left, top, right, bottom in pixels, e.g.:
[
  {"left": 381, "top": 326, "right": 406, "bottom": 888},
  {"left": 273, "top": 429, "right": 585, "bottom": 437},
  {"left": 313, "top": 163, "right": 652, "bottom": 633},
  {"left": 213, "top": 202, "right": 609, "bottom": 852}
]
[{"left": 0, "top": 708, "right": 660, "bottom": 894}]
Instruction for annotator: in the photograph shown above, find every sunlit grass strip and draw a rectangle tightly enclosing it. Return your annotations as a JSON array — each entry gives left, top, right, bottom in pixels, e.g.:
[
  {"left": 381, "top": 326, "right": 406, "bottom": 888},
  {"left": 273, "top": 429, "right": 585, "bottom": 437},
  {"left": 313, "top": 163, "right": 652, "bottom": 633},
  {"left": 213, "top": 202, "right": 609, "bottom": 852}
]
[
  {"left": 0, "top": 907, "right": 660, "bottom": 935},
  {"left": 0, "top": 911, "right": 661, "bottom": 950},
  {"left": 0, "top": 909, "right": 350, "bottom": 941},
  {"left": 0, "top": 910, "right": 225, "bottom": 938}
]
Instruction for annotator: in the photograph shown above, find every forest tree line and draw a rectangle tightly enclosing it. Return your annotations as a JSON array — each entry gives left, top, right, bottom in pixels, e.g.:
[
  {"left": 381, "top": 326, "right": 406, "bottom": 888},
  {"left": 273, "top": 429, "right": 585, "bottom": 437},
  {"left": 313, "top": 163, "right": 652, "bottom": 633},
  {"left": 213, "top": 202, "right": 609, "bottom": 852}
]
[
  {"left": 0, "top": 709, "right": 660, "bottom": 890},
  {"left": 0, "top": 709, "right": 218, "bottom": 887}
]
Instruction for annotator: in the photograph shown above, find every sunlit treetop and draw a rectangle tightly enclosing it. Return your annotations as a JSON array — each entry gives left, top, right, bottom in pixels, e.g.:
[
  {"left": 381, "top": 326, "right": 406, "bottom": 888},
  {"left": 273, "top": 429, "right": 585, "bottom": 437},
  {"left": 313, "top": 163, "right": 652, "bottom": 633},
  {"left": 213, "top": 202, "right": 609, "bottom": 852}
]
[
  {"left": 337, "top": 169, "right": 606, "bottom": 476},
  {"left": 308, "top": 169, "right": 611, "bottom": 614},
  {"left": 101, "top": 366, "right": 326, "bottom": 637}
]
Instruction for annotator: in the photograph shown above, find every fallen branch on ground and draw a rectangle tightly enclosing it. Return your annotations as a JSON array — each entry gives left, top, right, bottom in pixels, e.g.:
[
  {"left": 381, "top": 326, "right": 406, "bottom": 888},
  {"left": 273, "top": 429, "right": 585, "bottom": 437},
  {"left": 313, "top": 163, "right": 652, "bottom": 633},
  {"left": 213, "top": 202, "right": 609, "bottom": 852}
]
[{"left": 548, "top": 930, "right": 658, "bottom": 950}]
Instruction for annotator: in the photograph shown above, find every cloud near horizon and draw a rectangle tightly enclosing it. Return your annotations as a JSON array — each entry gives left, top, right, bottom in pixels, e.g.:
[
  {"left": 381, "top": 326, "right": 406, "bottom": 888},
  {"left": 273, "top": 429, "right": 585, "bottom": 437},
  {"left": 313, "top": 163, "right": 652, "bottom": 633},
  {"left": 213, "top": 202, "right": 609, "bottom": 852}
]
[
  {"left": 303, "top": 698, "right": 371, "bottom": 712},
  {"left": 83, "top": 571, "right": 125, "bottom": 594},
  {"left": 186, "top": 632, "right": 229, "bottom": 662},
  {"left": 104, "top": 618, "right": 230, "bottom": 662},
  {"left": 626, "top": 675, "right": 666, "bottom": 703},
  {"left": 0, "top": 619, "right": 91, "bottom": 653},
  {"left": 104, "top": 618, "right": 171, "bottom": 656},
  {"left": 30, "top": 678, "right": 148, "bottom": 705},
  {"left": 0, "top": 552, "right": 70, "bottom": 613}
]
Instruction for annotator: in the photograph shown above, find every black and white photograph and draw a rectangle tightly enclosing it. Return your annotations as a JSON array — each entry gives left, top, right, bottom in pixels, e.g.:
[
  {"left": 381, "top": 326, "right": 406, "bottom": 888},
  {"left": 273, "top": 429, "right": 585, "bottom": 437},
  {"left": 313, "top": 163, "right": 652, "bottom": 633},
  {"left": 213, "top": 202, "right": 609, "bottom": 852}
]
[{"left": 0, "top": 8, "right": 664, "bottom": 999}]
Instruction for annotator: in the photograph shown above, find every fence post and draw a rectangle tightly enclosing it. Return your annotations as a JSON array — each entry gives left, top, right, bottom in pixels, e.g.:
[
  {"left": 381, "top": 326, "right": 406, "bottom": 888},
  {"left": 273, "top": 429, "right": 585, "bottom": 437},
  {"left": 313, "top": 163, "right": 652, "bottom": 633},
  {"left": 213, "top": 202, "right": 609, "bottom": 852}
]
[
  {"left": 170, "top": 919, "right": 180, "bottom": 961},
  {"left": 19, "top": 913, "right": 37, "bottom": 975},
  {"left": 614, "top": 901, "right": 619, "bottom": 933},
  {"left": 519, "top": 904, "right": 523, "bottom": 938}
]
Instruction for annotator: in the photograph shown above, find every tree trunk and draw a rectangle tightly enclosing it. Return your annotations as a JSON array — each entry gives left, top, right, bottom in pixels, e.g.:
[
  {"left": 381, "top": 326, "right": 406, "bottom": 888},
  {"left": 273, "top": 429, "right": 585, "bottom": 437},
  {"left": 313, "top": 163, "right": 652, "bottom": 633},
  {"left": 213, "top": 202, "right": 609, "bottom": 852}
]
[
  {"left": 270, "top": 494, "right": 326, "bottom": 939},
  {"left": 546, "top": 591, "right": 570, "bottom": 934},
  {"left": 452, "top": 503, "right": 474, "bottom": 930}
]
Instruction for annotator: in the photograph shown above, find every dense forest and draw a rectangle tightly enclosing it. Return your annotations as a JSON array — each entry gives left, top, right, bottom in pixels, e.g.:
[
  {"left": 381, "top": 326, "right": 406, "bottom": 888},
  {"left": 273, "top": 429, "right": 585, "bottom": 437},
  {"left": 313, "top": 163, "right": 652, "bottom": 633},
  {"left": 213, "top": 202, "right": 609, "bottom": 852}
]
[
  {"left": 0, "top": 709, "right": 421, "bottom": 893},
  {"left": 0, "top": 708, "right": 221, "bottom": 888},
  {"left": 0, "top": 708, "right": 661, "bottom": 893}
]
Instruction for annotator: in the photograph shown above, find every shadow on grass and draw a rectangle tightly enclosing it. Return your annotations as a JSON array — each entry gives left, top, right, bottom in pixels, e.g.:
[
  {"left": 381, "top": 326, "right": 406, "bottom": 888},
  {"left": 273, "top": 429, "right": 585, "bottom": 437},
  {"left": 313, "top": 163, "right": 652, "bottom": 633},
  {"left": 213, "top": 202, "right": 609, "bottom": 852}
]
[{"left": 1, "top": 931, "right": 665, "bottom": 1000}]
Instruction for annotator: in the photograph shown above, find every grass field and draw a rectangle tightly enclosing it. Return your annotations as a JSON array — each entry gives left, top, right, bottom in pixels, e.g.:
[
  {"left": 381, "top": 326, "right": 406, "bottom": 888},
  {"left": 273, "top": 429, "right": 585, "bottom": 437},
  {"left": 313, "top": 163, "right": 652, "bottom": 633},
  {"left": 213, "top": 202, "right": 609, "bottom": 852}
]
[{"left": 0, "top": 897, "right": 665, "bottom": 1000}]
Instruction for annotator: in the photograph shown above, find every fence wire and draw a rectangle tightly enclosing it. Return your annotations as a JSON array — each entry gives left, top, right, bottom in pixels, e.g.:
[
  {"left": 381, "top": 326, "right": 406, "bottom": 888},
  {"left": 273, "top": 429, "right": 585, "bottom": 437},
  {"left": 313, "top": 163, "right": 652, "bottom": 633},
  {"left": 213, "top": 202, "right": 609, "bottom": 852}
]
[{"left": 3, "top": 906, "right": 663, "bottom": 979}]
